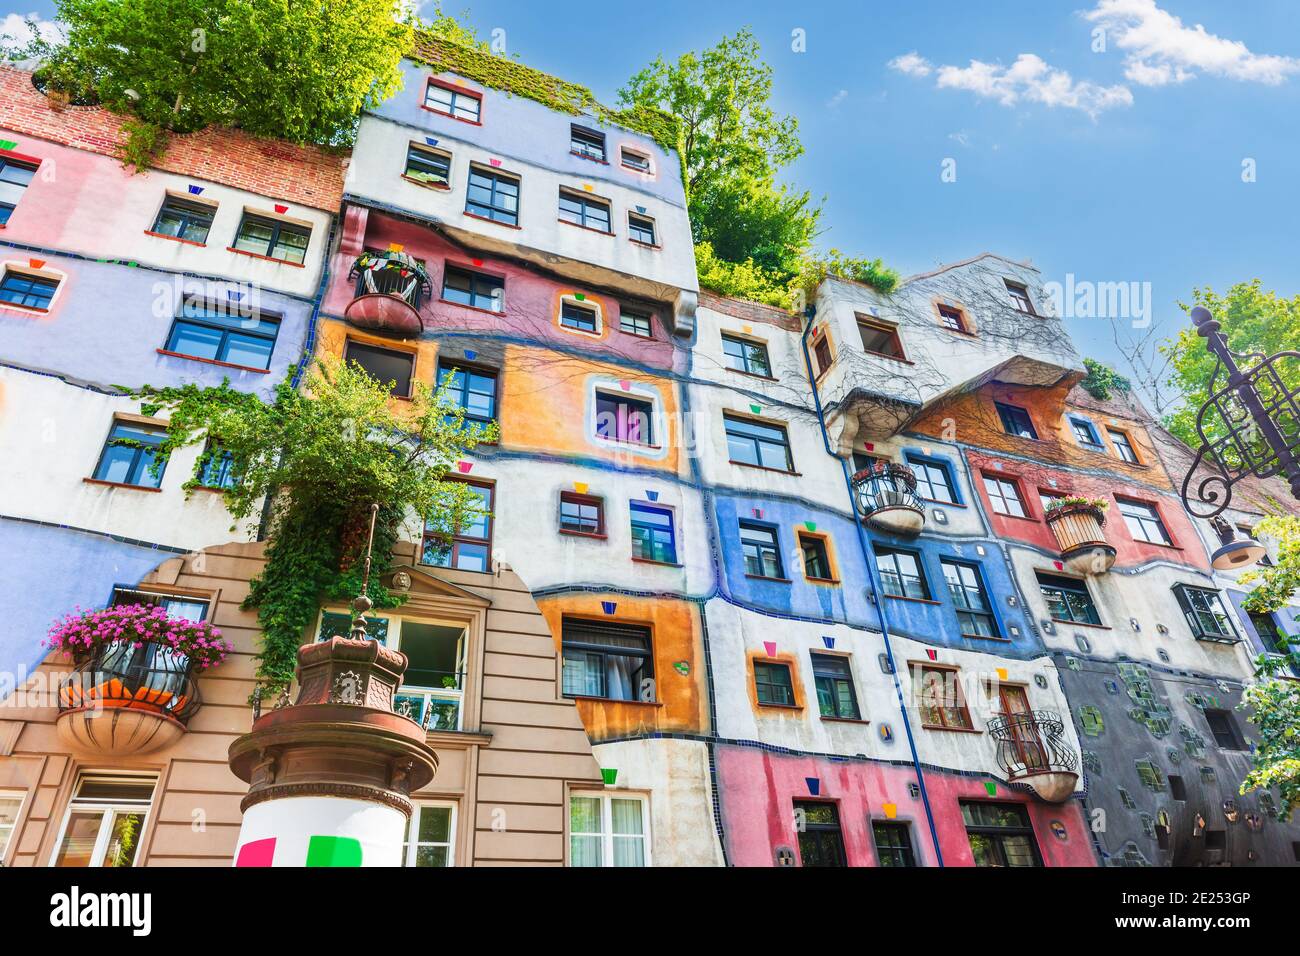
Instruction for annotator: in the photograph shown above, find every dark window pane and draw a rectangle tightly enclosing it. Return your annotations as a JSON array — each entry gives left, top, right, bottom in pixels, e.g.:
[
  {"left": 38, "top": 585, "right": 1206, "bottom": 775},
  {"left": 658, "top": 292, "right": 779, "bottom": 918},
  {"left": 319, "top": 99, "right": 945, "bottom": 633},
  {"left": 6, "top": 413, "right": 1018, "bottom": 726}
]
[{"left": 346, "top": 342, "right": 414, "bottom": 397}]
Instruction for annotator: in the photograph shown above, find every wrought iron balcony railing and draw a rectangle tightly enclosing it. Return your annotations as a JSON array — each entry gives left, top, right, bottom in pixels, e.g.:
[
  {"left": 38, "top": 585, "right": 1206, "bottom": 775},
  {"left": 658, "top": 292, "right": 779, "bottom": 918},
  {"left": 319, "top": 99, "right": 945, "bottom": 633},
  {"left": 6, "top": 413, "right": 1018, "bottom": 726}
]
[
  {"left": 986, "top": 709, "right": 1080, "bottom": 803},
  {"left": 344, "top": 250, "right": 433, "bottom": 335},
  {"left": 57, "top": 640, "right": 202, "bottom": 723},
  {"left": 851, "top": 463, "right": 925, "bottom": 535}
]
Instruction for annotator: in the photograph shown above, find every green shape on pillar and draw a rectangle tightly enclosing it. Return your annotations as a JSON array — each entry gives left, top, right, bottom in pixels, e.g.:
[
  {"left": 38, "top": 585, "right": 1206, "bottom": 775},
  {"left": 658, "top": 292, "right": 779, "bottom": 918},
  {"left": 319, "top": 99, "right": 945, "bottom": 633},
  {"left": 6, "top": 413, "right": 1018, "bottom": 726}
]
[
  {"left": 984, "top": 781, "right": 997, "bottom": 797},
  {"left": 601, "top": 768, "right": 618, "bottom": 786},
  {"left": 306, "top": 834, "right": 363, "bottom": 867}
]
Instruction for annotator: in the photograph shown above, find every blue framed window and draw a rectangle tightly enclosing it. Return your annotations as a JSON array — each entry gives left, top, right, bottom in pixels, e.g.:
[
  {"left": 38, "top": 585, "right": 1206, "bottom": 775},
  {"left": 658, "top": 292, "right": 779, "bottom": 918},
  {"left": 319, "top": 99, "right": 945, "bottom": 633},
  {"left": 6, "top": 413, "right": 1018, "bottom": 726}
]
[
  {"left": 996, "top": 402, "right": 1038, "bottom": 440},
  {"left": 740, "top": 522, "right": 784, "bottom": 579},
  {"left": 559, "top": 189, "right": 611, "bottom": 232},
  {"left": 404, "top": 144, "right": 451, "bottom": 186},
  {"left": 0, "top": 269, "right": 58, "bottom": 309},
  {"left": 441, "top": 265, "right": 503, "bottom": 312},
  {"left": 151, "top": 196, "right": 215, "bottom": 244},
  {"left": 437, "top": 360, "right": 497, "bottom": 427},
  {"left": 0, "top": 156, "right": 37, "bottom": 225},
  {"left": 92, "top": 421, "right": 167, "bottom": 488},
  {"left": 630, "top": 503, "right": 676, "bottom": 564},
  {"left": 940, "top": 559, "right": 999, "bottom": 638},
  {"left": 466, "top": 166, "right": 519, "bottom": 225},
  {"left": 164, "top": 302, "right": 280, "bottom": 370},
  {"left": 726, "top": 415, "right": 793, "bottom": 471},
  {"left": 232, "top": 213, "right": 310, "bottom": 264},
  {"left": 1069, "top": 416, "right": 1104, "bottom": 451},
  {"left": 905, "top": 454, "right": 957, "bottom": 504},
  {"left": 425, "top": 81, "right": 481, "bottom": 122},
  {"left": 196, "top": 440, "right": 237, "bottom": 489}
]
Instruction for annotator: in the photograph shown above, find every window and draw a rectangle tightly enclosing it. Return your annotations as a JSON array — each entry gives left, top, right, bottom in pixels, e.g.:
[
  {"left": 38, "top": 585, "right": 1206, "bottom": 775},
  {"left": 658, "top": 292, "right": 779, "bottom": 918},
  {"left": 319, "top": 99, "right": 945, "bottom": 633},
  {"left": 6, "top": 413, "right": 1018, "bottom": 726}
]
[
  {"left": 853, "top": 451, "right": 887, "bottom": 473},
  {"left": 345, "top": 341, "right": 414, "bottom": 397},
  {"left": 401, "top": 804, "right": 455, "bottom": 867},
  {"left": 232, "top": 213, "right": 310, "bottom": 264},
  {"left": 425, "top": 80, "right": 481, "bottom": 122},
  {"left": 1172, "top": 584, "right": 1240, "bottom": 644},
  {"left": 721, "top": 334, "right": 772, "bottom": 377},
  {"left": 164, "top": 301, "right": 280, "bottom": 370},
  {"left": 110, "top": 586, "right": 209, "bottom": 621},
  {"left": 442, "top": 265, "right": 503, "bottom": 312},
  {"left": 196, "top": 440, "right": 237, "bottom": 490},
  {"left": 619, "top": 308, "right": 652, "bottom": 337},
  {"left": 560, "top": 299, "right": 599, "bottom": 333},
  {"left": 560, "top": 491, "right": 604, "bottom": 536},
  {"left": 0, "top": 156, "right": 37, "bottom": 224},
  {"left": 1116, "top": 497, "right": 1172, "bottom": 545},
  {"left": 404, "top": 144, "right": 451, "bottom": 186},
  {"left": 558, "top": 189, "right": 611, "bottom": 232},
  {"left": 875, "top": 546, "right": 930, "bottom": 600},
  {"left": 561, "top": 618, "right": 653, "bottom": 702},
  {"left": 628, "top": 212, "right": 656, "bottom": 245},
  {"left": 906, "top": 455, "right": 957, "bottom": 504},
  {"left": 1037, "top": 572, "right": 1101, "bottom": 626},
  {"left": 465, "top": 166, "right": 520, "bottom": 225},
  {"left": 960, "top": 801, "right": 1042, "bottom": 867},
  {"left": 811, "top": 653, "right": 859, "bottom": 719},
  {"left": 754, "top": 660, "right": 795, "bottom": 706},
  {"left": 913, "top": 664, "right": 973, "bottom": 729},
  {"left": 1250, "top": 611, "right": 1286, "bottom": 652},
  {"left": 0, "top": 269, "right": 57, "bottom": 310},
  {"left": 858, "top": 318, "right": 906, "bottom": 359},
  {"left": 423, "top": 479, "right": 493, "bottom": 572},
  {"left": 437, "top": 361, "right": 496, "bottom": 427},
  {"left": 630, "top": 503, "right": 676, "bottom": 564},
  {"left": 1109, "top": 429, "right": 1139, "bottom": 464},
  {"left": 1069, "top": 416, "right": 1104, "bottom": 451},
  {"left": 51, "top": 774, "right": 157, "bottom": 867},
  {"left": 620, "top": 147, "right": 651, "bottom": 172},
  {"left": 794, "top": 801, "right": 846, "bottom": 867},
  {"left": 150, "top": 196, "right": 215, "bottom": 244},
  {"left": 92, "top": 420, "right": 167, "bottom": 488},
  {"left": 740, "top": 522, "right": 784, "bottom": 578},
  {"left": 872, "top": 821, "right": 917, "bottom": 867},
  {"left": 0, "top": 792, "right": 21, "bottom": 861},
  {"left": 937, "top": 303, "right": 968, "bottom": 333},
  {"left": 800, "top": 533, "right": 833, "bottom": 581},
  {"left": 725, "top": 414, "right": 793, "bottom": 471},
  {"left": 1168, "top": 774, "right": 1187, "bottom": 801},
  {"left": 570, "top": 125, "right": 606, "bottom": 162},
  {"left": 1005, "top": 280, "right": 1036, "bottom": 315},
  {"left": 995, "top": 402, "right": 1038, "bottom": 440},
  {"left": 570, "top": 793, "right": 648, "bottom": 866},
  {"left": 941, "top": 559, "right": 999, "bottom": 638},
  {"left": 983, "top": 474, "right": 1028, "bottom": 517},
  {"left": 596, "top": 392, "right": 654, "bottom": 445},
  {"left": 813, "top": 335, "right": 833, "bottom": 375}
]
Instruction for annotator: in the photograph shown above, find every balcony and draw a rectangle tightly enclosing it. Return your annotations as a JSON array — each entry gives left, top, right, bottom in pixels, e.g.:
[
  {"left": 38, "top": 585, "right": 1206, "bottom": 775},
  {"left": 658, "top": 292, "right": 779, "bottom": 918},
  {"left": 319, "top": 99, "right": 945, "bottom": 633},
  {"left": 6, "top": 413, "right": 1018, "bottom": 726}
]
[
  {"left": 56, "top": 640, "right": 201, "bottom": 756},
  {"left": 394, "top": 668, "right": 464, "bottom": 732},
  {"left": 344, "top": 250, "right": 432, "bottom": 336},
  {"left": 1044, "top": 501, "right": 1116, "bottom": 574},
  {"left": 986, "top": 710, "right": 1080, "bottom": 803},
  {"left": 852, "top": 463, "right": 925, "bottom": 536}
]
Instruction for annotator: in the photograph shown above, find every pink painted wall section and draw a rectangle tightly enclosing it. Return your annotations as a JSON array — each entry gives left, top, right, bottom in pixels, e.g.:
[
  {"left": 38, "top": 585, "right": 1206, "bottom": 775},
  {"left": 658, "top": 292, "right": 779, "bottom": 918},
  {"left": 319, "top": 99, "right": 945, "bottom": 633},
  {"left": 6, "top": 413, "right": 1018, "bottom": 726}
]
[
  {"left": 326, "top": 205, "right": 683, "bottom": 374},
  {"left": 714, "top": 745, "right": 1096, "bottom": 867}
]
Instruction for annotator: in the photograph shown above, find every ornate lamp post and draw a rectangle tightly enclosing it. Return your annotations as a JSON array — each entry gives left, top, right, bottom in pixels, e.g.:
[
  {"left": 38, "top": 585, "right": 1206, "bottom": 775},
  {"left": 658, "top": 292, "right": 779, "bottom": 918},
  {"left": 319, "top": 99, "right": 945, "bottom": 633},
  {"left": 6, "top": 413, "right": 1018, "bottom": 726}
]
[{"left": 1180, "top": 305, "right": 1300, "bottom": 524}]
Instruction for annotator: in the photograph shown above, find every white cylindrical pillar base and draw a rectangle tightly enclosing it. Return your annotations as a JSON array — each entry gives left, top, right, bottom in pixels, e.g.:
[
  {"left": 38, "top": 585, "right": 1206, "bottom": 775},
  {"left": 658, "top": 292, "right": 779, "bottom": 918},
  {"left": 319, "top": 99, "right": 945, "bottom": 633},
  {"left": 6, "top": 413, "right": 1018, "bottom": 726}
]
[{"left": 233, "top": 796, "right": 406, "bottom": 867}]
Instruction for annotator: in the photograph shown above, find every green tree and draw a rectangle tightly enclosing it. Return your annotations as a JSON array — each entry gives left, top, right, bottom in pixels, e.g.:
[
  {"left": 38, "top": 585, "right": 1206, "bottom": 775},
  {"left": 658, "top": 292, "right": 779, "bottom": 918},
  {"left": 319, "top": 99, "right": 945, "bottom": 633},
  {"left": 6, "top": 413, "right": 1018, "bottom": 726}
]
[
  {"left": 1079, "top": 357, "right": 1131, "bottom": 401},
  {"left": 132, "top": 355, "right": 496, "bottom": 694}
]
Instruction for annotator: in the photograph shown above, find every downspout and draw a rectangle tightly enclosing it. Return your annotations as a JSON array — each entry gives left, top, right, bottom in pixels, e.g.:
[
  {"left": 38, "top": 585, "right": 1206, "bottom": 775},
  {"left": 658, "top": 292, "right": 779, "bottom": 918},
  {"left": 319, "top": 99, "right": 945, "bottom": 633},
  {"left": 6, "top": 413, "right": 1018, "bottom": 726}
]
[{"left": 799, "top": 308, "right": 945, "bottom": 867}]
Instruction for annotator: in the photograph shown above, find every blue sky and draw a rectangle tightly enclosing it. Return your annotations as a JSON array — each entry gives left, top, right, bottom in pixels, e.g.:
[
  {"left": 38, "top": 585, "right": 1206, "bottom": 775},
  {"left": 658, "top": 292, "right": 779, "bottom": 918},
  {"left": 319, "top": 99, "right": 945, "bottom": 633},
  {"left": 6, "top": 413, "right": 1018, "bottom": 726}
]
[{"left": 8, "top": 0, "right": 1300, "bottom": 400}]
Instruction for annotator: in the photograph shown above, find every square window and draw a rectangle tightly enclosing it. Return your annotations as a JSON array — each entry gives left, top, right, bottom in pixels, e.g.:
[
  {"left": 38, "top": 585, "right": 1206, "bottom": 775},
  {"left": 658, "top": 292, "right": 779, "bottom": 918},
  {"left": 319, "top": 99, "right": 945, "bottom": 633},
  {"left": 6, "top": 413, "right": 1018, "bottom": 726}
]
[
  {"left": 794, "top": 801, "right": 847, "bottom": 867},
  {"left": 422, "top": 479, "right": 493, "bottom": 572},
  {"left": 875, "top": 546, "right": 930, "bottom": 600},
  {"left": 721, "top": 334, "right": 772, "bottom": 377},
  {"left": 799, "top": 533, "right": 833, "bottom": 581},
  {"left": 620, "top": 148, "right": 651, "bottom": 172},
  {"left": 873, "top": 821, "right": 917, "bottom": 867},
  {"left": 51, "top": 774, "right": 157, "bottom": 868},
  {"left": 561, "top": 299, "right": 599, "bottom": 333},
  {"left": 345, "top": 341, "right": 414, "bottom": 397},
  {"left": 441, "top": 264, "right": 503, "bottom": 312},
  {"left": 232, "top": 213, "right": 310, "bottom": 264},
  {"left": 740, "top": 522, "right": 784, "bottom": 578},
  {"left": 996, "top": 402, "right": 1038, "bottom": 440},
  {"left": 906, "top": 455, "right": 957, "bottom": 504},
  {"left": 1005, "top": 280, "right": 1036, "bottom": 314},
  {"left": 630, "top": 503, "right": 676, "bottom": 564},
  {"left": 560, "top": 491, "right": 604, "bottom": 536},
  {"left": 960, "top": 801, "right": 1042, "bottom": 867},
  {"left": 1118, "top": 497, "right": 1172, "bottom": 546},
  {"left": 569, "top": 792, "right": 648, "bottom": 866},
  {"left": 1204, "top": 708, "right": 1244, "bottom": 750},
  {"left": 941, "top": 559, "right": 999, "bottom": 638},
  {"left": 725, "top": 414, "right": 793, "bottom": 471},
  {"left": 1108, "top": 428, "right": 1139, "bottom": 464},
  {"left": 425, "top": 81, "right": 481, "bottom": 122},
  {"left": 561, "top": 618, "right": 653, "bottom": 702},
  {"left": 437, "top": 360, "right": 497, "bottom": 427},
  {"left": 559, "top": 189, "right": 611, "bottom": 232},
  {"left": 754, "top": 660, "right": 795, "bottom": 706},
  {"left": 811, "top": 652, "right": 859, "bottom": 719},
  {"left": 913, "top": 664, "right": 973, "bottom": 729},
  {"left": 1037, "top": 572, "right": 1101, "bottom": 626},
  {"left": 151, "top": 196, "right": 215, "bottom": 244},
  {"left": 465, "top": 166, "right": 520, "bottom": 226},
  {"left": 570, "top": 125, "right": 606, "bottom": 162},
  {"left": 595, "top": 392, "right": 654, "bottom": 445},
  {"left": 92, "top": 420, "right": 167, "bottom": 488},
  {"left": 111, "top": 586, "right": 209, "bottom": 621},
  {"left": 619, "top": 308, "right": 653, "bottom": 337},
  {"left": 628, "top": 212, "right": 656, "bottom": 245},
  {"left": 164, "top": 300, "right": 280, "bottom": 370},
  {"left": 1168, "top": 774, "right": 1187, "bottom": 801},
  {"left": 983, "top": 473, "right": 1027, "bottom": 517},
  {"left": 404, "top": 144, "right": 451, "bottom": 186},
  {"left": 937, "top": 303, "right": 968, "bottom": 333},
  {"left": 0, "top": 155, "right": 37, "bottom": 225},
  {"left": 858, "top": 317, "right": 906, "bottom": 359},
  {"left": 401, "top": 804, "right": 455, "bottom": 867},
  {"left": 0, "top": 269, "right": 58, "bottom": 310},
  {"left": 1070, "top": 416, "right": 1104, "bottom": 451}
]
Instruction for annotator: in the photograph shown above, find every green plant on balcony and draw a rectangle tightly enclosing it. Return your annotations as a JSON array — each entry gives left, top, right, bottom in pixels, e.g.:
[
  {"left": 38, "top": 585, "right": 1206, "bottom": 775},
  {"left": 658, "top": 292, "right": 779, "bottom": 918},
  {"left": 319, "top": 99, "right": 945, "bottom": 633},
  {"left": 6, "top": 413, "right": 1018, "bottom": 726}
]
[{"left": 1044, "top": 496, "right": 1109, "bottom": 516}]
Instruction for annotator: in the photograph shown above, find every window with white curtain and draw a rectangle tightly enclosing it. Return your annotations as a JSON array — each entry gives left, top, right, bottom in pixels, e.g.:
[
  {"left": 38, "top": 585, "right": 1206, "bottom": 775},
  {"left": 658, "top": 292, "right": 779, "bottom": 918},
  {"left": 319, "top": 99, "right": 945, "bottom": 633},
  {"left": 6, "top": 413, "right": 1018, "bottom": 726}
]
[{"left": 569, "top": 792, "right": 649, "bottom": 866}]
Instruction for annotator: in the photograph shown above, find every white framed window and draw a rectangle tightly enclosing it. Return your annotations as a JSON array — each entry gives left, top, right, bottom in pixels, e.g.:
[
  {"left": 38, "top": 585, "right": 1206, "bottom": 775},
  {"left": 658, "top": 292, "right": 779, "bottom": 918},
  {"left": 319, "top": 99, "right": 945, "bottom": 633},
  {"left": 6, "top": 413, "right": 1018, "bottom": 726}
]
[
  {"left": 402, "top": 802, "right": 457, "bottom": 867},
  {"left": 569, "top": 791, "right": 650, "bottom": 866},
  {"left": 50, "top": 773, "right": 158, "bottom": 868},
  {"left": 0, "top": 791, "right": 25, "bottom": 862}
]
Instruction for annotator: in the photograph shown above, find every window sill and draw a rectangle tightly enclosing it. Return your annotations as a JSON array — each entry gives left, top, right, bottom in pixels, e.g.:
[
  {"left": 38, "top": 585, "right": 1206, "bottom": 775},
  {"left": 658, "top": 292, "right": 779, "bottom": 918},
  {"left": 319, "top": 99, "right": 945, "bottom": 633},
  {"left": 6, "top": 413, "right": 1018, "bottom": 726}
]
[
  {"left": 559, "top": 529, "right": 608, "bottom": 540},
  {"left": 631, "top": 557, "right": 683, "bottom": 568},
  {"left": 921, "top": 497, "right": 965, "bottom": 508},
  {"left": 570, "top": 151, "right": 609, "bottom": 165},
  {"left": 226, "top": 247, "right": 306, "bottom": 268},
  {"left": 745, "top": 574, "right": 792, "bottom": 584},
  {"left": 885, "top": 594, "right": 941, "bottom": 606},
  {"left": 420, "top": 103, "right": 482, "bottom": 126},
  {"left": 938, "top": 325, "right": 979, "bottom": 339},
  {"left": 558, "top": 218, "right": 614, "bottom": 237},
  {"left": 628, "top": 238, "right": 661, "bottom": 250},
  {"left": 729, "top": 460, "right": 800, "bottom": 477},
  {"left": 0, "top": 303, "right": 50, "bottom": 315},
  {"left": 597, "top": 439, "right": 663, "bottom": 452},
  {"left": 83, "top": 478, "right": 162, "bottom": 493},
  {"left": 1050, "top": 617, "right": 1110, "bottom": 631},
  {"left": 463, "top": 210, "right": 521, "bottom": 230},
  {"left": 805, "top": 577, "right": 841, "bottom": 586},
  {"left": 437, "top": 297, "right": 504, "bottom": 317},
  {"left": 820, "top": 716, "right": 870, "bottom": 725},
  {"left": 960, "top": 633, "right": 1011, "bottom": 643},
  {"left": 725, "top": 367, "right": 778, "bottom": 382},
  {"left": 144, "top": 230, "right": 207, "bottom": 247},
  {"left": 401, "top": 174, "right": 452, "bottom": 191},
  {"left": 1133, "top": 539, "right": 1183, "bottom": 552},
  {"left": 156, "top": 349, "right": 271, "bottom": 374},
  {"left": 756, "top": 701, "right": 802, "bottom": 711},
  {"left": 558, "top": 322, "right": 602, "bottom": 338},
  {"left": 920, "top": 723, "right": 983, "bottom": 734},
  {"left": 565, "top": 694, "right": 662, "bottom": 707},
  {"left": 863, "top": 349, "right": 914, "bottom": 365},
  {"left": 993, "top": 511, "right": 1043, "bottom": 524}
]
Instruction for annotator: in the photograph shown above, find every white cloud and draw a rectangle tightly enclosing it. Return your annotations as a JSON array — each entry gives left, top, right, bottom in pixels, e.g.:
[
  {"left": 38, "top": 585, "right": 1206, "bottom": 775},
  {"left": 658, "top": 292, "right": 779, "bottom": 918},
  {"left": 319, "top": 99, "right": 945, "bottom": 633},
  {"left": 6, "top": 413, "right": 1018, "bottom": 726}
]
[
  {"left": 933, "top": 53, "right": 1133, "bottom": 117},
  {"left": 1, "top": 12, "right": 62, "bottom": 47},
  {"left": 1085, "top": 0, "right": 1300, "bottom": 86},
  {"left": 888, "top": 52, "right": 932, "bottom": 77},
  {"left": 826, "top": 89, "right": 848, "bottom": 109}
]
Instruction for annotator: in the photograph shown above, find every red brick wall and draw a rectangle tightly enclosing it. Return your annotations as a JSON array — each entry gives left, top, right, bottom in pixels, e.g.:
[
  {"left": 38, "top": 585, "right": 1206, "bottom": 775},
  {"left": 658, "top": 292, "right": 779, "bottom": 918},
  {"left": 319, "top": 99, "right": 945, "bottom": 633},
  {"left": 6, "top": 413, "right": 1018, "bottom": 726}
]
[
  {"left": 0, "top": 67, "right": 346, "bottom": 211},
  {"left": 699, "top": 290, "right": 801, "bottom": 331}
]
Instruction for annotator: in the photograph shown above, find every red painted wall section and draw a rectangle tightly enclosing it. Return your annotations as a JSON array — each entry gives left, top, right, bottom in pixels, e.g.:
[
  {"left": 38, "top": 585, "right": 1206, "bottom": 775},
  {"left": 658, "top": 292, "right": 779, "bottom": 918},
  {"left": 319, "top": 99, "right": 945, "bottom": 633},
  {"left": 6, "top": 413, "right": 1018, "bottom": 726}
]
[
  {"left": 966, "top": 449, "right": 1209, "bottom": 571},
  {"left": 0, "top": 67, "right": 345, "bottom": 211},
  {"left": 328, "top": 206, "right": 682, "bottom": 373},
  {"left": 714, "top": 745, "right": 1096, "bottom": 867}
]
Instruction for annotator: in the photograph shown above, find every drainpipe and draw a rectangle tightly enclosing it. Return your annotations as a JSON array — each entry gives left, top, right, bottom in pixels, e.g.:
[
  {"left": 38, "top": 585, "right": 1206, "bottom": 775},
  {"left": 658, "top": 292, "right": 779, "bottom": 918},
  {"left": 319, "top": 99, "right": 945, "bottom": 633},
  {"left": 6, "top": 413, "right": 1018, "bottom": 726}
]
[{"left": 800, "top": 307, "right": 945, "bottom": 867}]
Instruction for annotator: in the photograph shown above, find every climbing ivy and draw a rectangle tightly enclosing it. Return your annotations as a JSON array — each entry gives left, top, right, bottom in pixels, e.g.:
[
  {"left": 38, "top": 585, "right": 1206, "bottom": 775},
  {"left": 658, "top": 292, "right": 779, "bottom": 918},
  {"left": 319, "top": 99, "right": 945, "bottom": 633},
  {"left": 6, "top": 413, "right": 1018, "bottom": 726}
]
[{"left": 1080, "top": 357, "right": 1132, "bottom": 401}]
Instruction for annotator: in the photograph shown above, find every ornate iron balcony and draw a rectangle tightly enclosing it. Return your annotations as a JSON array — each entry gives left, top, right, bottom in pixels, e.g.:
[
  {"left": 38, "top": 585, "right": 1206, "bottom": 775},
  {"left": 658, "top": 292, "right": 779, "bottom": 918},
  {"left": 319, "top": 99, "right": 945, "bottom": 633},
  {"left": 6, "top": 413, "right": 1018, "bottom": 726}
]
[
  {"left": 851, "top": 463, "right": 925, "bottom": 535},
  {"left": 986, "top": 709, "right": 1080, "bottom": 803},
  {"left": 345, "top": 250, "right": 433, "bottom": 336}
]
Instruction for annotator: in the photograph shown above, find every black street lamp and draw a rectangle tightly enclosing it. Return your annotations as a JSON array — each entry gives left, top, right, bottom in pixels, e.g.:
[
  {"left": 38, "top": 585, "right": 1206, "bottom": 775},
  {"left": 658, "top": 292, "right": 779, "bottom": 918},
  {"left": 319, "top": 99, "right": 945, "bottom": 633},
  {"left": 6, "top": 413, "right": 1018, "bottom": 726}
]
[{"left": 1180, "top": 306, "right": 1300, "bottom": 520}]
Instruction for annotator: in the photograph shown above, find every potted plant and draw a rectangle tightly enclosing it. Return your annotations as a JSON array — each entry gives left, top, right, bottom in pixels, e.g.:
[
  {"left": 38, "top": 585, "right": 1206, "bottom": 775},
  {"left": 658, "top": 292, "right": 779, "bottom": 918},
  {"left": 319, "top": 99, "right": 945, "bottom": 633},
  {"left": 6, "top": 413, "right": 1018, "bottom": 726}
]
[
  {"left": 1043, "top": 495, "right": 1109, "bottom": 523},
  {"left": 45, "top": 602, "right": 230, "bottom": 670}
]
